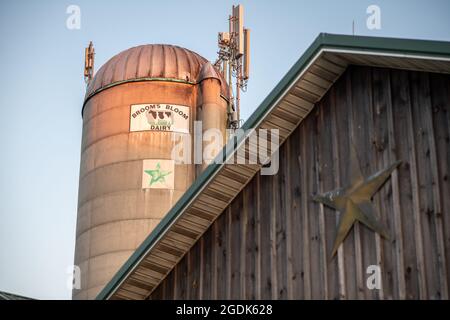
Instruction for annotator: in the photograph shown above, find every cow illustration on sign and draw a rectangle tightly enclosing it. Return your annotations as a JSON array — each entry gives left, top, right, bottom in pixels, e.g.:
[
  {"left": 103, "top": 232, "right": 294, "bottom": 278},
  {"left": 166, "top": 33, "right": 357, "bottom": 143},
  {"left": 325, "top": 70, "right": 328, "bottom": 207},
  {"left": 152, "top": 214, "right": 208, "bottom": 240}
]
[{"left": 146, "top": 110, "right": 173, "bottom": 127}]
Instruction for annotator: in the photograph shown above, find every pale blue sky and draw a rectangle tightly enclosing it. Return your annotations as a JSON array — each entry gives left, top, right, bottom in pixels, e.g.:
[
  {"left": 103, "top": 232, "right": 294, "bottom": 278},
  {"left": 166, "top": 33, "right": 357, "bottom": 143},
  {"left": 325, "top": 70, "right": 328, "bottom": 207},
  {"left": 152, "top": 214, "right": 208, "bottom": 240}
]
[{"left": 0, "top": 0, "right": 449, "bottom": 300}]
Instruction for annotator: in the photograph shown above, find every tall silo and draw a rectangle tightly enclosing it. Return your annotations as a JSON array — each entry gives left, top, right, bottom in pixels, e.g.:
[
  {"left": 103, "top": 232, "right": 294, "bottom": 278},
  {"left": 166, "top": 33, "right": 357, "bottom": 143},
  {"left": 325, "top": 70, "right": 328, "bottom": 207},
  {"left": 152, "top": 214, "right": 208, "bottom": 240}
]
[{"left": 73, "top": 44, "right": 229, "bottom": 299}]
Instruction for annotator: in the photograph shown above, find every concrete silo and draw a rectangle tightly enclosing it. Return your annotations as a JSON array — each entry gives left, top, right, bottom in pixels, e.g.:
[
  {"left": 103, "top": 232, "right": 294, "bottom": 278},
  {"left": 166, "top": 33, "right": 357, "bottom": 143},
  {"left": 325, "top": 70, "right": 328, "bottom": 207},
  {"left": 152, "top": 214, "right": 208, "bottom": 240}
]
[{"left": 73, "top": 44, "right": 229, "bottom": 299}]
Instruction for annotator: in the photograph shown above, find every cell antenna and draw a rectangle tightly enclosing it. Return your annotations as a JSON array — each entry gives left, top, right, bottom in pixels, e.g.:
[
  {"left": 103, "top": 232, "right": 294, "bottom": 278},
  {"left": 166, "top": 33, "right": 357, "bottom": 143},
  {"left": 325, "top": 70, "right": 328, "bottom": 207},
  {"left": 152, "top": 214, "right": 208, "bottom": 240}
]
[
  {"left": 215, "top": 4, "right": 250, "bottom": 129},
  {"left": 84, "top": 41, "right": 95, "bottom": 84}
]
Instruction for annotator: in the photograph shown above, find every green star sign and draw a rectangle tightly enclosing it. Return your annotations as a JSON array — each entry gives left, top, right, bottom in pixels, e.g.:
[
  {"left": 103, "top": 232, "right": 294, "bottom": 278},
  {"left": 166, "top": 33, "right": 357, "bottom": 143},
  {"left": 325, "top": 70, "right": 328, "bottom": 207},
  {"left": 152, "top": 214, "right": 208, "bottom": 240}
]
[
  {"left": 312, "top": 143, "right": 401, "bottom": 258},
  {"left": 144, "top": 162, "right": 172, "bottom": 187}
]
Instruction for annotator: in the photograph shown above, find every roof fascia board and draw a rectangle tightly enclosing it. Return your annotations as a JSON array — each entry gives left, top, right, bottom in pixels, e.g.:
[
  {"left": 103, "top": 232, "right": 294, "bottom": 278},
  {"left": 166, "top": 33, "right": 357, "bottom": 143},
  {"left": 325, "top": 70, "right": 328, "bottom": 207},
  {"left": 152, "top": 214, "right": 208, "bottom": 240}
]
[
  {"left": 321, "top": 33, "right": 450, "bottom": 59},
  {"left": 324, "top": 47, "right": 450, "bottom": 62}
]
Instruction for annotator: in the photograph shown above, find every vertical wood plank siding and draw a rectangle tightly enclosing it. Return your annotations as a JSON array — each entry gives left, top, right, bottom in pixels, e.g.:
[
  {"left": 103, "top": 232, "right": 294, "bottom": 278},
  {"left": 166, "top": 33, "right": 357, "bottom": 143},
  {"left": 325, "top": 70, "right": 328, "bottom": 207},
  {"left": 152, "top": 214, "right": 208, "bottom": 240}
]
[{"left": 149, "top": 66, "right": 450, "bottom": 300}]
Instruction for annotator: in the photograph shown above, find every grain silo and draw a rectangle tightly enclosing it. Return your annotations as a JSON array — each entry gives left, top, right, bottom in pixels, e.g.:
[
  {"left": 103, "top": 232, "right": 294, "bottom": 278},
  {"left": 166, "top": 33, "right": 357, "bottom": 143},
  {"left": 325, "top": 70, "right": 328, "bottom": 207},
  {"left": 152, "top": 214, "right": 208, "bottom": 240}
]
[{"left": 73, "top": 44, "right": 229, "bottom": 299}]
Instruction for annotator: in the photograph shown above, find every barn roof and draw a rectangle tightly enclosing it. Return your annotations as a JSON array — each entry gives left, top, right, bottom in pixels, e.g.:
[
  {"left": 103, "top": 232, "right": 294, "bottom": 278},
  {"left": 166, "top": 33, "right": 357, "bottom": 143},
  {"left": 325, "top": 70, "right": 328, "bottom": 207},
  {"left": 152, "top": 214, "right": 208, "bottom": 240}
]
[
  {"left": 97, "top": 33, "right": 450, "bottom": 300},
  {"left": 0, "top": 290, "right": 34, "bottom": 300}
]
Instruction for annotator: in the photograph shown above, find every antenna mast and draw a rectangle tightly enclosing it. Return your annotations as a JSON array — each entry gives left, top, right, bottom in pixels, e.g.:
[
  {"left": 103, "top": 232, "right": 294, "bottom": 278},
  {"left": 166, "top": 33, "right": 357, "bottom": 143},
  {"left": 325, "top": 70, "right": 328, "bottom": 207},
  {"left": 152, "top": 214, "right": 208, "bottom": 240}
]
[
  {"left": 84, "top": 41, "right": 95, "bottom": 84},
  {"left": 215, "top": 4, "right": 250, "bottom": 129}
]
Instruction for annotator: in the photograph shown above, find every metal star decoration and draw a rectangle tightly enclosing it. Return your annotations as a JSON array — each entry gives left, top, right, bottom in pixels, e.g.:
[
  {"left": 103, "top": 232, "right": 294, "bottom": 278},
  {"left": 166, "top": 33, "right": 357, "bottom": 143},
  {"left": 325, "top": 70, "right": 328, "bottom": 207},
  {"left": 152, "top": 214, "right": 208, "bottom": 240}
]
[{"left": 312, "top": 143, "right": 401, "bottom": 258}]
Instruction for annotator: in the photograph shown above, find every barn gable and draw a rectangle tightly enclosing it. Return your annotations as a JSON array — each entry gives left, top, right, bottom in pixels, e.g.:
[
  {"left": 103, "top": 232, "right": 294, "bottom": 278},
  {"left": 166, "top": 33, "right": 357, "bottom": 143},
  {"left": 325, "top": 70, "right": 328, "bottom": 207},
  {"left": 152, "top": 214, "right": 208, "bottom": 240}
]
[
  {"left": 149, "top": 65, "right": 450, "bottom": 300},
  {"left": 97, "top": 33, "right": 450, "bottom": 300}
]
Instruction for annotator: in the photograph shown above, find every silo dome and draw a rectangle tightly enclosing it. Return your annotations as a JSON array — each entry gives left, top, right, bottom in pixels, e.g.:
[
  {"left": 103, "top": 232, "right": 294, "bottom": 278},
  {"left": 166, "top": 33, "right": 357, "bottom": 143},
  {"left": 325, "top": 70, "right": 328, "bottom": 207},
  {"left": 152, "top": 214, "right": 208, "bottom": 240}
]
[{"left": 84, "top": 44, "right": 228, "bottom": 107}]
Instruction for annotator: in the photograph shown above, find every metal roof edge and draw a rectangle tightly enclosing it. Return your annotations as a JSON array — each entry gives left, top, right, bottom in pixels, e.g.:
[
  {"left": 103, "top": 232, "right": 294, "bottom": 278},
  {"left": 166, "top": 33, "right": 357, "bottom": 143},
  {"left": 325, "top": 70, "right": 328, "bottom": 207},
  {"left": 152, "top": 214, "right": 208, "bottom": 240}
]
[
  {"left": 95, "top": 32, "right": 450, "bottom": 300},
  {"left": 320, "top": 33, "right": 450, "bottom": 58},
  {"left": 0, "top": 290, "right": 36, "bottom": 300}
]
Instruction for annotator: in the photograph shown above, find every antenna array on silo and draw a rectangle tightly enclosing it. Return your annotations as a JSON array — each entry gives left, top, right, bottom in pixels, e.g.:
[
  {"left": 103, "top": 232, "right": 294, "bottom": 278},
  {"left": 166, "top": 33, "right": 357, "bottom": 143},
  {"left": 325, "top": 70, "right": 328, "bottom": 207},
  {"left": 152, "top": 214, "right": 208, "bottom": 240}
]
[
  {"left": 84, "top": 41, "right": 95, "bottom": 84},
  {"left": 215, "top": 4, "right": 250, "bottom": 129}
]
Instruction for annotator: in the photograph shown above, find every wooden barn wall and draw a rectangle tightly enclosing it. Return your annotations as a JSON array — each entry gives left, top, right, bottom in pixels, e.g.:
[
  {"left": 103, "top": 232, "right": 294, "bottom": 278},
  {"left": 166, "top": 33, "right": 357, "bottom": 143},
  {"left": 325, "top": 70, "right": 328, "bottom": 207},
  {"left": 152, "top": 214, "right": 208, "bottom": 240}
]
[{"left": 149, "top": 66, "right": 450, "bottom": 300}]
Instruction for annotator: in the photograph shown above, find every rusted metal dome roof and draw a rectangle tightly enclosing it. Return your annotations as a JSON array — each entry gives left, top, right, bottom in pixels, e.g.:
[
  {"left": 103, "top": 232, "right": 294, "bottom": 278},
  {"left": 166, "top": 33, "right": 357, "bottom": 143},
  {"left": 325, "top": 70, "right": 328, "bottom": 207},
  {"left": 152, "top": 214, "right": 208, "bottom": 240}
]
[{"left": 85, "top": 44, "right": 228, "bottom": 101}]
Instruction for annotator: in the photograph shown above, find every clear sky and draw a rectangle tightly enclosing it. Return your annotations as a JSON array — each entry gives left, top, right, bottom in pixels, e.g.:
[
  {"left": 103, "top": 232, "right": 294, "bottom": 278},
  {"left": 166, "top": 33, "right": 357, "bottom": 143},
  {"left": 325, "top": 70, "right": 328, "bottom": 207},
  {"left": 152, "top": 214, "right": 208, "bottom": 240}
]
[{"left": 0, "top": 0, "right": 449, "bottom": 300}]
